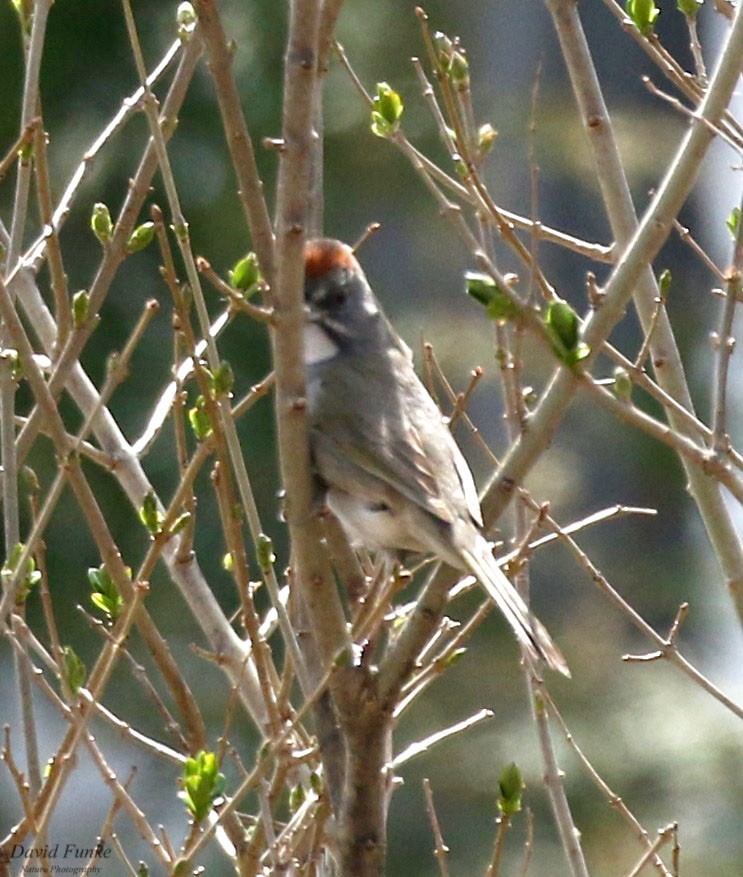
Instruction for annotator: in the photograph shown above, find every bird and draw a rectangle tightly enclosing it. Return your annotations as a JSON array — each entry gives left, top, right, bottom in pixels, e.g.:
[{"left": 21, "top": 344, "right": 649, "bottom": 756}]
[{"left": 302, "top": 237, "right": 569, "bottom": 676}]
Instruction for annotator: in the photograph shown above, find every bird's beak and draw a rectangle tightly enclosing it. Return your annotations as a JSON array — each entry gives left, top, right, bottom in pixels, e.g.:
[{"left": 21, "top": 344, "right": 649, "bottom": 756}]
[{"left": 304, "top": 302, "right": 321, "bottom": 324}]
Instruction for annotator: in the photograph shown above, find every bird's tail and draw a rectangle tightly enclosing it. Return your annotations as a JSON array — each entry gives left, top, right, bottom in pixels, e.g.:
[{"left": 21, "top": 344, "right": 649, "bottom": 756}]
[{"left": 460, "top": 537, "right": 570, "bottom": 677}]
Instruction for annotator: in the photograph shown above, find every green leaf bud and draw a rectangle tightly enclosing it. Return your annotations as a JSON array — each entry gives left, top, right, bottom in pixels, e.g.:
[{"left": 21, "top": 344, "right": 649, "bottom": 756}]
[
  {"left": 1, "top": 543, "right": 41, "bottom": 604},
  {"left": 497, "top": 762, "right": 524, "bottom": 817},
  {"left": 229, "top": 251, "right": 262, "bottom": 296},
  {"left": 172, "top": 220, "right": 189, "bottom": 243},
  {"left": 176, "top": 1, "right": 197, "bottom": 42},
  {"left": 371, "top": 82, "right": 404, "bottom": 138},
  {"left": 677, "top": 0, "right": 703, "bottom": 16},
  {"left": 626, "top": 0, "right": 660, "bottom": 36},
  {"left": 178, "top": 750, "right": 226, "bottom": 822},
  {"left": 289, "top": 785, "right": 306, "bottom": 812},
  {"left": 545, "top": 300, "right": 591, "bottom": 367},
  {"left": 658, "top": 268, "right": 672, "bottom": 302},
  {"left": 62, "top": 646, "right": 87, "bottom": 696},
  {"left": 1, "top": 348, "right": 22, "bottom": 382},
  {"left": 88, "top": 564, "right": 124, "bottom": 620},
  {"left": 612, "top": 366, "right": 633, "bottom": 403},
  {"left": 478, "top": 123, "right": 498, "bottom": 156},
  {"left": 546, "top": 300, "right": 579, "bottom": 350},
  {"left": 727, "top": 206, "right": 740, "bottom": 240},
  {"left": 139, "top": 490, "right": 164, "bottom": 536},
  {"left": 449, "top": 50, "right": 470, "bottom": 88},
  {"left": 256, "top": 533, "right": 275, "bottom": 573},
  {"left": 432, "top": 31, "right": 454, "bottom": 68},
  {"left": 72, "top": 290, "right": 90, "bottom": 329},
  {"left": 465, "top": 271, "right": 518, "bottom": 323},
  {"left": 210, "top": 361, "right": 234, "bottom": 397},
  {"left": 90, "top": 202, "right": 113, "bottom": 245},
  {"left": 126, "top": 221, "right": 155, "bottom": 254},
  {"left": 437, "top": 647, "right": 467, "bottom": 669},
  {"left": 169, "top": 512, "right": 192, "bottom": 537},
  {"left": 188, "top": 396, "right": 212, "bottom": 441},
  {"left": 18, "top": 140, "right": 33, "bottom": 163}
]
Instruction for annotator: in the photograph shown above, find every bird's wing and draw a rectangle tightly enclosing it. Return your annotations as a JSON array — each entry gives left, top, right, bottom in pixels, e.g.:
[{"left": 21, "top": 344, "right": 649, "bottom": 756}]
[
  {"left": 310, "top": 347, "right": 481, "bottom": 527},
  {"left": 392, "top": 347, "right": 483, "bottom": 528}
]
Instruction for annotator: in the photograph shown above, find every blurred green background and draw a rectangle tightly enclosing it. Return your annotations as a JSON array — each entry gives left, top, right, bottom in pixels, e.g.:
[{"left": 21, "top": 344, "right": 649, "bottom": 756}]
[{"left": 1, "top": 0, "right": 742, "bottom": 874}]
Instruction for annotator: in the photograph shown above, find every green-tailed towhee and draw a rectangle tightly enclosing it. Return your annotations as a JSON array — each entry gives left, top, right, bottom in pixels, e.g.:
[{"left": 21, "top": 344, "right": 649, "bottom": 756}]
[{"left": 303, "top": 238, "right": 568, "bottom": 676}]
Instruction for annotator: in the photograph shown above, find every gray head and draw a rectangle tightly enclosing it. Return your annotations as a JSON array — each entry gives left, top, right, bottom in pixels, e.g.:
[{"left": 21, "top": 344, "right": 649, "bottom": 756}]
[{"left": 303, "top": 238, "right": 386, "bottom": 357}]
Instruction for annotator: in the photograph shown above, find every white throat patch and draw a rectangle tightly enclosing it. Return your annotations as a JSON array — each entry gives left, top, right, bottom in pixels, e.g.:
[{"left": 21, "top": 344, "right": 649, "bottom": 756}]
[{"left": 303, "top": 323, "right": 339, "bottom": 364}]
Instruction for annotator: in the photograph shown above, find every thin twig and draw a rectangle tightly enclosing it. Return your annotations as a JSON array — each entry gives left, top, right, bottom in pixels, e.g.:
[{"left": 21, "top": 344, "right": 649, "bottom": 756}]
[
  {"left": 389, "top": 709, "right": 493, "bottom": 770},
  {"left": 422, "top": 779, "right": 451, "bottom": 877},
  {"left": 192, "top": 0, "right": 276, "bottom": 287},
  {"left": 711, "top": 189, "right": 743, "bottom": 455}
]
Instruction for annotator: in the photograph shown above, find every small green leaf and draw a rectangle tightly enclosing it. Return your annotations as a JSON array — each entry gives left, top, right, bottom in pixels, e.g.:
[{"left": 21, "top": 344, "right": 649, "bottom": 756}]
[
  {"left": 178, "top": 750, "right": 226, "bottom": 822},
  {"left": 188, "top": 395, "right": 212, "bottom": 441},
  {"left": 139, "top": 490, "right": 164, "bottom": 536},
  {"left": 498, "top": 762, "right": 524, "bottom": 817},
  {"left": 229, "top": 252, "right": 262, "bottom": 296},
  {"left": 465, "top": 271, "right": 519, "bottom": 323},
  {"left": 126, "top": 221, "right": 155, "bottom": 254},
  {"left": 62, "top": 646, "right": 87, "bottom": 695},
  {"left": 90, "top": 202, "right": 113, "bottom": 245},
  {"left": 726, "top": 206, "right": 741, "bottom": 240},
  {"left": 626, "top": 0, "right": 660, "bottom": 36},
  {"left": 371, "top": 83, "right": 404, "bottom": 138},
  {"left": 222, "top": 552, "right": 234, "bottom": 572},
  {"left": 88, "top": 564, "right": 124, "bottom": 620},
  {"left": 72, "top": 290, "right": 90, "bottom": 329}
]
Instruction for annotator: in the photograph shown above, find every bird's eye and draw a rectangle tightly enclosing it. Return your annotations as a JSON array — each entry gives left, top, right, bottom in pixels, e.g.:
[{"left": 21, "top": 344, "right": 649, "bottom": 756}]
[
  {"left": 319, "top": 285, "right": 348, "bottom": 309},
  {"left": 326, "top": 287, "right": 347, "bottom": 308}
]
